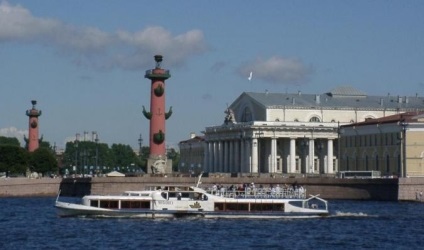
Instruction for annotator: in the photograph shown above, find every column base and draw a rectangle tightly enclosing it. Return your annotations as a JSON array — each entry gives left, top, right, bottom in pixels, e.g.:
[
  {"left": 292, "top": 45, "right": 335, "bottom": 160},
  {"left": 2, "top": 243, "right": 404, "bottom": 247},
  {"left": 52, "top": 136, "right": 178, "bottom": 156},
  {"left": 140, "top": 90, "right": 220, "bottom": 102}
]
[{"left": 147, "top": 157, "right": 173, "bottom": 174}]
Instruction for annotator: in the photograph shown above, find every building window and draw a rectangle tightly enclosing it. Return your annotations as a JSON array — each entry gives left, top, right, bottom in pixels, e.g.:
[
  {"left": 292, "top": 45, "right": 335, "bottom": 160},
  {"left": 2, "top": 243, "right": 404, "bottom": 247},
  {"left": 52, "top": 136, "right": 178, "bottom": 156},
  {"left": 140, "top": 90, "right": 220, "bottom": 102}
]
[
  {"left": 376, "top": 156, "right": 379, "bottom": 170},
  {"left": 309, "top": 116, "right": 321, "bottom": 122},
  {"left": 365, "top": 155, "right": 369, "bottom": 170},
  {"left": 346, "top": 157, "right": 349, "bottom": 171},
  {"left": 386, "top": 155, "right": 390, "bottom": 174}
]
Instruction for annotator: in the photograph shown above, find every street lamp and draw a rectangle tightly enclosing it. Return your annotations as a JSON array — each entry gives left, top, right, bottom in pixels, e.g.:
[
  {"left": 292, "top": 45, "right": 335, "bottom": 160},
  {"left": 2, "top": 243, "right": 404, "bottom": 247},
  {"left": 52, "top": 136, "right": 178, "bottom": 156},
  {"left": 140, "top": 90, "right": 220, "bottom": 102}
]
[
  {"left": 93, "top": 131, "right": 99, "bottom": 176},
  {"left": 189, "top": 143, "right": 192, "bottom": 176},
  {"left": 75, "top": 133, "right": 80, "bottom": 177},
  {"left": 138, "top": 134, "right": 143, "bottom": 173},
  {"left": 400, "top": 121, "right": 407, "bottom": 177}
]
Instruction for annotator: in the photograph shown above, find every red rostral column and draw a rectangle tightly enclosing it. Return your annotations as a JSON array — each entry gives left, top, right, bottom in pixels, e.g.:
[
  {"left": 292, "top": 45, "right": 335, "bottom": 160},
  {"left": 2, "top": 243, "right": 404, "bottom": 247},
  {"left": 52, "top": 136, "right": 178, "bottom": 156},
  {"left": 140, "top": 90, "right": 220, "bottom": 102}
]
[
  {"left": 143, "top": 55, "right": 173, "bottom": 173},
  {"left": 25, "top": 100, "right": 42, "bottom": 152}
]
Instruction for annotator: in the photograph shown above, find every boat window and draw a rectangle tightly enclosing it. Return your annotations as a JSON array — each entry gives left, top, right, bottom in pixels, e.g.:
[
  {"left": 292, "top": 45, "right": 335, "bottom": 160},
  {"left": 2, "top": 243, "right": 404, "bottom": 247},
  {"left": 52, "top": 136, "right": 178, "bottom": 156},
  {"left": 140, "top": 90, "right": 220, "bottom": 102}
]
[
  {"left": 193, "top": 192, "right": 207, "bottom": 200},
  {"left": 182, "top": 192, "right": 190, "bottom": 198},
  {"left": 130, "top": 193, "right": 140, "bottom": 196},
  {"left": 214, "top": 202, "right": 249, "bottom": 211},
  {"left": 225, "top": 203, "right": 249, "bottom": 211},
  {"left": 161, "top": 192, "right": 168, "bottom": 199},
  {"left": 121, "top": 201, "right": 150, "bottom": 209},
  {"left": 250, "top": 203, "right": 284, "bottom": 212},
  {"left": 288, "top": 201, "right": 303, "bottom": 207},
  {"left": 90, "top": 200, "right": 99, "bottom": 207},
  {"left": 99, "top": 200, "right": 119, "bottom": 209}
]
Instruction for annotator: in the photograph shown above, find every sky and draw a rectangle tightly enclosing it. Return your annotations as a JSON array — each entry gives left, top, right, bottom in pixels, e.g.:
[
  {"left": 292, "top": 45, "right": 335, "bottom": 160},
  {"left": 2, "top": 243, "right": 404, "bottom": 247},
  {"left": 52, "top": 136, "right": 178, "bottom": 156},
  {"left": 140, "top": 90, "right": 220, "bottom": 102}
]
[{"left": 1, "top": 0, "right": 424, "bottom": 151}]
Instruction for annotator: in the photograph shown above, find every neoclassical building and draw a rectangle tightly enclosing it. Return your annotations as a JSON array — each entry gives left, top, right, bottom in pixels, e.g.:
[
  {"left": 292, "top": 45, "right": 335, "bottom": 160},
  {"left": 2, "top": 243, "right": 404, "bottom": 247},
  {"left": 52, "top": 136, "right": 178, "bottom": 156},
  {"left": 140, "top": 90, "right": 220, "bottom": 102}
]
[{"left": 180, "top": 86, "right": 424, "bottom": 175}]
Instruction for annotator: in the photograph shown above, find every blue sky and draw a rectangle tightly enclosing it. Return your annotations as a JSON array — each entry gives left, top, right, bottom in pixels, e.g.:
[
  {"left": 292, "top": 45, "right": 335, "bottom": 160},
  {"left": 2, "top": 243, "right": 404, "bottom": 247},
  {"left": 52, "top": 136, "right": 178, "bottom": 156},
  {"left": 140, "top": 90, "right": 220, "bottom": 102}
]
[{"left": 1, "top": 0, "right": 423, "bottom": 151}]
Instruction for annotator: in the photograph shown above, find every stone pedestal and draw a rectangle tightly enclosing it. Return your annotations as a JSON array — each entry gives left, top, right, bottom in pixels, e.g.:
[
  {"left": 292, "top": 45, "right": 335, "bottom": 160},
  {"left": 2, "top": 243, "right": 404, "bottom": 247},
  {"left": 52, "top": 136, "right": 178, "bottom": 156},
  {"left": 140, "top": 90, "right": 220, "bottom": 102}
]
[{"left": 147, "top": 158, "right": 173, "bottom": 174}]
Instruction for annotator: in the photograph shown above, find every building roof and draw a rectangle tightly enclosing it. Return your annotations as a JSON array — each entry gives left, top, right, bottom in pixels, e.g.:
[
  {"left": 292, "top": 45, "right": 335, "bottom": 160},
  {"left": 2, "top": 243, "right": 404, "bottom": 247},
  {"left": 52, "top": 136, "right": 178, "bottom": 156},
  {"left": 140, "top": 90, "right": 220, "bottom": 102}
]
[
  {"left": 179, "top": 136, "right": 204, "bottom": 144},
  {"left": 341, "top": 111, "right": 424, "bottom": 128},
  {"left": 242, "top": 86, "right": 424, "bottom": 110}
]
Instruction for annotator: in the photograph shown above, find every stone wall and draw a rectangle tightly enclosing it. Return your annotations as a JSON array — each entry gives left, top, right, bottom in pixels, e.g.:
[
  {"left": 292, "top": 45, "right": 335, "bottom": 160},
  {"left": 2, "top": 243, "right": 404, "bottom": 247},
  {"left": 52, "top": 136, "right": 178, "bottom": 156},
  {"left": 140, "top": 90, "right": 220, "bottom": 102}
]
[
  {"left": 0, "top": 178, "right": 61, "bottom": 197},
  {"left": 3, "top": 176, "right": 423, "bottom": 202},
  {"left": 85, "top": 176, "right": 400, "bottom": 201},
  {"left": 398, "top": 177, "right": 424, "bottom": 201}
]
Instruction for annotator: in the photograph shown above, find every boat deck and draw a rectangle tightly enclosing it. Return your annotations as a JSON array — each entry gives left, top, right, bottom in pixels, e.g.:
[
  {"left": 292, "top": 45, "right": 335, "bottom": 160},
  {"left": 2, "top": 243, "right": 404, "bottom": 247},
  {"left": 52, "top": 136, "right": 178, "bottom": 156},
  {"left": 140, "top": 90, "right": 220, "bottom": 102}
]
[{"left": 206, "top": 187, "right": 306, "bottom": 199}]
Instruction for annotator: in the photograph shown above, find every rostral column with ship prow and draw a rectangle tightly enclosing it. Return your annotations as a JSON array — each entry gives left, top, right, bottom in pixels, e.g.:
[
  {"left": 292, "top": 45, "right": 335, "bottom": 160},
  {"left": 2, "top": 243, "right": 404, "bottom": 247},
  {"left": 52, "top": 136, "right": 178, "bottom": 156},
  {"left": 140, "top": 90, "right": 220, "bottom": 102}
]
[
  {"left": 143, "top": 55, "right": 173, "bottom": 174},
  {"left": 24, "top": 100, "right": 43, "bottom": 152}
]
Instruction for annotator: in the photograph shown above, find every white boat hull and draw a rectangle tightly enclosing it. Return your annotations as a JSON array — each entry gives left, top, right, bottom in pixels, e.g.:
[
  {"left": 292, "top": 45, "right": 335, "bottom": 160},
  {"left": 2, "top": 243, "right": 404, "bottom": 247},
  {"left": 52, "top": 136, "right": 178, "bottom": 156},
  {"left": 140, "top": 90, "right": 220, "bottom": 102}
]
[{"left": 55, "top": 200, "right": 328, "bottom": 219}]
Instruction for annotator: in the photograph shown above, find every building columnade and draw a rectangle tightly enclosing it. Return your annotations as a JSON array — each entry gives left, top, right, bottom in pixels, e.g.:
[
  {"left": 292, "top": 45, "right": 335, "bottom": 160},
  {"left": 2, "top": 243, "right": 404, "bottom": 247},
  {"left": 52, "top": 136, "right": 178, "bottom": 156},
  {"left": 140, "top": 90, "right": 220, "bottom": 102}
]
[{"left": 204, "top": 122, "right": 338, "bottom": 175}]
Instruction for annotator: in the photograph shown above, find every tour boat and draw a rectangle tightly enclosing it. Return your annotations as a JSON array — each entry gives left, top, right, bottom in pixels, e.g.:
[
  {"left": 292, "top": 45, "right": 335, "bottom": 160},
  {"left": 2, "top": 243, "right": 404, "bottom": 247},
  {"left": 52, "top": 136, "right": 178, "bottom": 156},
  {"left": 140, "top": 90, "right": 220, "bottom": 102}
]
[{"left": 55, "top": 175, "right": 329, "bottom": 219}]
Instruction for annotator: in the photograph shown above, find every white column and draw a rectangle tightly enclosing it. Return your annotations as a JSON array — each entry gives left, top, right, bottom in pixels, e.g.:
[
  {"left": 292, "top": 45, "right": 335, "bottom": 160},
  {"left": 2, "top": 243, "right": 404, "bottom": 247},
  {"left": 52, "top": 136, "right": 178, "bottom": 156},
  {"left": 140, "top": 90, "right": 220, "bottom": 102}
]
[
  {"left": 207, "top": 142, "right": 212, "bottom": 172},
  {"left": 204, "top": 142, "right": 209, "bottom": 173},
  {"left": 234, "top": 140, "right": 240, "bottom": 173},
  {"left": 218, "top": 141, "right": 223, "bottom": 172},
  {"left": 271, "top": 138, "right": 277, "bottom": 173},
  {"left": 229, "top": 140, "right": 234, "bottom": 172},
  {"left": 244, "top": 140, "right": 252, "bottom": 173},
  {"left": 223, "top": 141, "right": 228, "bottom": 172},
  {"left": 290, "top": 138, "right": 296, "bottom": 173},
  {"left": 327, "top": 139, "right": 334, "bottom": 174},
  {"left": 240, "top": 140, "right": 245, "bottom": 173},
  {"left": 211, "top": 142, "right": 215, "bottom": 172},
  {"left": 309, "top": 139, "right": 315, "bottom": 173},
  {"left": 251, "top": 138, "right": 258, "bottom": 173}
]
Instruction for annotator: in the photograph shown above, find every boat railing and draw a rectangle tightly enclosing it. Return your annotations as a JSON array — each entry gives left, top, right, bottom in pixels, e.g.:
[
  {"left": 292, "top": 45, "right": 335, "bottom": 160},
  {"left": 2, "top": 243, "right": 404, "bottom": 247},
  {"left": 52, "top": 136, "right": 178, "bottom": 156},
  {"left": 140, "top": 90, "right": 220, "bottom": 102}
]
[{"left": 206, "top": 187, "right": 306, "bottom": 199}]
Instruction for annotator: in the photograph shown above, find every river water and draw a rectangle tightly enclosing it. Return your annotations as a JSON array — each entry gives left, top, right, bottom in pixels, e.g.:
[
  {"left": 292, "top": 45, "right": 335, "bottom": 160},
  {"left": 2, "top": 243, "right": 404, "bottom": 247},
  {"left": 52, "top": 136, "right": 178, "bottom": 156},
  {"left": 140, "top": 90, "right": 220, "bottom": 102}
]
[{"left": 0, "top": 197, "right": 423, "bottom": 250}]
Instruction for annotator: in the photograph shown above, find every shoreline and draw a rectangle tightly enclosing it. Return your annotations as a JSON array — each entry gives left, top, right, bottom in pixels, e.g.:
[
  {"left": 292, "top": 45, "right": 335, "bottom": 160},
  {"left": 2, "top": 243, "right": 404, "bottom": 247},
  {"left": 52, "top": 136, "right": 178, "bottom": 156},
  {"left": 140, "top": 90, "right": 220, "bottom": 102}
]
[{"left": 1, "top": 176, "right": 424, "bottom": 201}]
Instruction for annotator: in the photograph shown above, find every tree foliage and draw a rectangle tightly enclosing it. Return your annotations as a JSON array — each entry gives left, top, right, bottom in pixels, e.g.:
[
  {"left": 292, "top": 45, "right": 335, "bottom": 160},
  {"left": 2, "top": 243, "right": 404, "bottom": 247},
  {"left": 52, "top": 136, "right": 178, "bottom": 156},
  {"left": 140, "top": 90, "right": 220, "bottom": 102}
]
[
  {"left": 60, "top": 141, "right": 180, "bottom": 175},
  {"left": 0, "top": 136, "right": 20, "bottom": 147},
  {"left": 0, "top": 145, "right": 29, "bottom": 175},
  {"left": 167, "top": 148, "right": 180, "bottom": 172},
  {"left": 29, "top": 147, "right": 58, "bottom": 175}
]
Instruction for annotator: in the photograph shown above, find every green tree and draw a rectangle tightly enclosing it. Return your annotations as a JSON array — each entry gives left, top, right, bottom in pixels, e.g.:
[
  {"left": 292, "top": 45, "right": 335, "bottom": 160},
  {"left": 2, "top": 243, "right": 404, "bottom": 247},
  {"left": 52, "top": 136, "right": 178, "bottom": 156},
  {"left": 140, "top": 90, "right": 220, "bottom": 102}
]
[
  {"left": 110, "top": 144, "right": 139, "bottom": 172},
  {"left": 137, "top": 146, "right": 150, "bottom": 173},
  {"left": 0, "top": 145, "right": 29, "bottom": 176},
  {"left": 0, "top": 136, "right": 20, "bottom": 147},
  {"left": 62, "top": 141, "right": 114, "bottom": 175},
  {"left": 29, "top": 147, "right": 58, "bottom": 176},
  {"left": 167, "top": 148, "right": 180, "bottom": 172},
  {"left": 39, "top": 141, "right": 52, "bottom": 150}
]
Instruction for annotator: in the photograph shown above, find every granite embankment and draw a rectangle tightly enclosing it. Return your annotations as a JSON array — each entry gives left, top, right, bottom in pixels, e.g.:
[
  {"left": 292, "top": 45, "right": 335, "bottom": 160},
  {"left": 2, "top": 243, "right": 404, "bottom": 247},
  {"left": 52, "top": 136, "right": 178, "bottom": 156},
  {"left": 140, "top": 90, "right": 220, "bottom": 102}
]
[{"left": 1, "top": 176, "right": 424, "bottom": 201}]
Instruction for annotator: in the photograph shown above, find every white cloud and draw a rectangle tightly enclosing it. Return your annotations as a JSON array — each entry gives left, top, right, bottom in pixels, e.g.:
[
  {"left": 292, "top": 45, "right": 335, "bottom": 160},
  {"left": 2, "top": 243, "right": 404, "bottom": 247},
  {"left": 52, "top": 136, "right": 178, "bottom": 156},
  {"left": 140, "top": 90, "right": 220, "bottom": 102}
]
[
  {"left": 0, "top": 126, "right": 27, "bottom": 145},
  {"left": 237, "top": 56, "right": 313, "bottom": 85},
  {"left": 0, "top": 2, "right": 208, "bottom": 70}
]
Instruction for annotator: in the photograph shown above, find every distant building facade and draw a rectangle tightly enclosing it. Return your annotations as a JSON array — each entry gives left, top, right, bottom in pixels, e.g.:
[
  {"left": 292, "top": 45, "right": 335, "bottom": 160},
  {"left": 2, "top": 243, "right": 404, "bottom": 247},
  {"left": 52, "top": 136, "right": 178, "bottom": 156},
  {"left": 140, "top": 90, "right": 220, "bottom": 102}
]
[
  {"left": 339, "top": 112, "right": 424, "bottom": 177},
  {"left": 192, "top": 86, "right": 424, "bottom": 175},
  {"left": 179, "top": 133, "right": 204, "bottom": 174}
]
